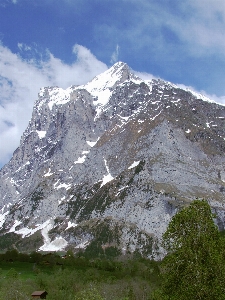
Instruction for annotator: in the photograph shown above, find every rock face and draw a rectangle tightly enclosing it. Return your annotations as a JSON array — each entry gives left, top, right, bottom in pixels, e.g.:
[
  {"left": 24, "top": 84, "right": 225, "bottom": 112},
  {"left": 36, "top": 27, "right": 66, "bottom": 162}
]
[{"left": 1, "top": 62, "right": 225, "bottom": 258}]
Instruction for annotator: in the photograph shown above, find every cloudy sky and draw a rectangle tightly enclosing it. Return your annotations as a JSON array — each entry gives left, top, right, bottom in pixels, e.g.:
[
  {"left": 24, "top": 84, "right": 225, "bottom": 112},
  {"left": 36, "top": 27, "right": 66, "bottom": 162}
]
[{"left": 0, "top": 0, "right": 225, "bottom": 167}]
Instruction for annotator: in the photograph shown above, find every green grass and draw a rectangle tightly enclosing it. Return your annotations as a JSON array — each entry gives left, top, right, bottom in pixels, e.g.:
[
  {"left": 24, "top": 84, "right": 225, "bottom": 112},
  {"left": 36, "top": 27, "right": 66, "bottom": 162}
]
[
  {"left": 0, "top": 261, "right": 36, "bottom": 279},
  {"left": 0, "top": 247, "right": 163, "bottom": 300},
  {"left": 0, "top": 254, "right": 161, "bottom": 300},
  {"left": 0, "top": 261, "right": 62, "bottom": 280}
]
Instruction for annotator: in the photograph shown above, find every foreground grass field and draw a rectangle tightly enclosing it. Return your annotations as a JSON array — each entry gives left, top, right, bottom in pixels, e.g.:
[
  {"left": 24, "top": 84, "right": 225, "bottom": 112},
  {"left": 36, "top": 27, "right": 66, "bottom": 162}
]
[{"left": 0, "top": 251, "right": 161, "bottom": 300}]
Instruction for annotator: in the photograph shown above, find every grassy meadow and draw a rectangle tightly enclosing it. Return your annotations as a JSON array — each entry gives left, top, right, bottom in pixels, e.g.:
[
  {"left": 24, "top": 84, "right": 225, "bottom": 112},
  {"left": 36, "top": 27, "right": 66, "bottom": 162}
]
[{"left": 0, "top": 250, "right": 161, "bottom": 300}]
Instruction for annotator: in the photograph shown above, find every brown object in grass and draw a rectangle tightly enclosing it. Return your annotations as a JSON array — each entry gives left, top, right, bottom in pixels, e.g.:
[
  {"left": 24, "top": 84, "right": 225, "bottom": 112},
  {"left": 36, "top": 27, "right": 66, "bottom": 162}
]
[{"left": 31, "top": 291, "right": 48, "bottom": 299}]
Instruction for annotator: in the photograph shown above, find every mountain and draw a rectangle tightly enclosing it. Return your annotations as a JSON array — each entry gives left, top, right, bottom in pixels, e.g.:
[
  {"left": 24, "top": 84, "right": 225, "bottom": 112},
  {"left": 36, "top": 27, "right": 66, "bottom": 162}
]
[{"left": 1, "top": 62, "right": 225, "bottom": 259}]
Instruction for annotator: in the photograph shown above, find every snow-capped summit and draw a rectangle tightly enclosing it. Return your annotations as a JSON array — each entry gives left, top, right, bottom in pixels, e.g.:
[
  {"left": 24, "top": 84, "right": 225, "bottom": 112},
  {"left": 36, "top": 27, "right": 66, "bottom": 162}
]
[
  {"left": 85, "top": 61, "right": 140, "bottom": 90},
  {"left": 81, "top": 61, "right": 142, "bottom": 106},
  {"left": 1, "top": 62, "right": 225, "bottom": 258}
]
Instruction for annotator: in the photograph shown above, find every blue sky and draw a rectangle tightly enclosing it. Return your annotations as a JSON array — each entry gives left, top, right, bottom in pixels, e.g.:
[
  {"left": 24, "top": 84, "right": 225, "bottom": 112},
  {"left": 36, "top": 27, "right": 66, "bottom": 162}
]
[{"left": 1, "top": 0, "right": 225, "bottom": 167}]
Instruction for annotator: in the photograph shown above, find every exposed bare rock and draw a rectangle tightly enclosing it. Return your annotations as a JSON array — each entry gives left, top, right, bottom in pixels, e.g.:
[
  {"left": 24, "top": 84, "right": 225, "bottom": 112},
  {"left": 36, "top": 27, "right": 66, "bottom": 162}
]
[{"left": 1, "top": 62, "right": 225, "bottom": 258}]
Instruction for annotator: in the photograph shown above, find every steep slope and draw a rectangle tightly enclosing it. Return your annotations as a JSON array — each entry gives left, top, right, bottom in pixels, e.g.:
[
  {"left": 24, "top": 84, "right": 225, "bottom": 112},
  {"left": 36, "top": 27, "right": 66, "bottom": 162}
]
[{"left": 1, "top": 62, "right": 225, "bottom": 258}]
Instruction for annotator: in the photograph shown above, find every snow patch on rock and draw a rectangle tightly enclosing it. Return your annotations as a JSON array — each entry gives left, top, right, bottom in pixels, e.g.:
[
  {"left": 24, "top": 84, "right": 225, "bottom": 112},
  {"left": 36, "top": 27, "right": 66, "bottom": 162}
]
[
  {"left": 44, "top": 168, "right": 53, "bottom": 177},
  {"left": 128, "top": 161, "right": 140, "bottom": 170},
  {"left": 86, "top": 138, "right": 99, "bottom": 147},
  {"left": 39, "top": 219, "right": 68, "bottom": 251},
  {"left": 9, "top": 220, "right": 22, "bottom": 233},
  {"left": 36, "top": 131, "right": 46, "bottom": 139},
  {"left": 48, "top": 87, "right": 72, "bottom": 110},
  {"left": 101, "top": 159, "right": 114, "bottom": 187},
  {"left": 75, "top": 240, "right": 90, "bottom": 249},
  {"left": 74, "top": 155, "right": 86, "bottom": 164},
  {"left": 66, "top": 221, "right": 78, "bottom": 230}
]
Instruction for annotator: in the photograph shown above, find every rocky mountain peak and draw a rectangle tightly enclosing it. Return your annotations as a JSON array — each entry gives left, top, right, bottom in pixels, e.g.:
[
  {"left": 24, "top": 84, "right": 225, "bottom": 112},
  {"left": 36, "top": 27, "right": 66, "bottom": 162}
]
[
  {"left": 107, "top": 61, "right": 138, "bottom": 82},
  {"left": 0, "top": 63, "right": 225, "bottom": 259}
]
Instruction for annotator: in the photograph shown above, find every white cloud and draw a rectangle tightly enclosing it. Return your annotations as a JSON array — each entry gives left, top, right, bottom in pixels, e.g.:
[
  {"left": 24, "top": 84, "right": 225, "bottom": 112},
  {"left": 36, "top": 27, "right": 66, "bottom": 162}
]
[
  {"left": 154, "top": 1, "right": 225, "bottom": 55},
  {"left": 97, "top": 0, "right": 225, "bottom": 59},
  {"left": 133, "top": 71, "right": 156, "bottom": 81},
  {"left": 166, "top": 4, "right": 225, "bottom": 56},
  {"left": 17, "top": 43, "right": 31, "bottom": 51},
  {"left": 0, "top": 43, "right": 107, "bottom": 166},
  {"left": 110, "top": 44, "right": 120, "bottom": 64}
]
